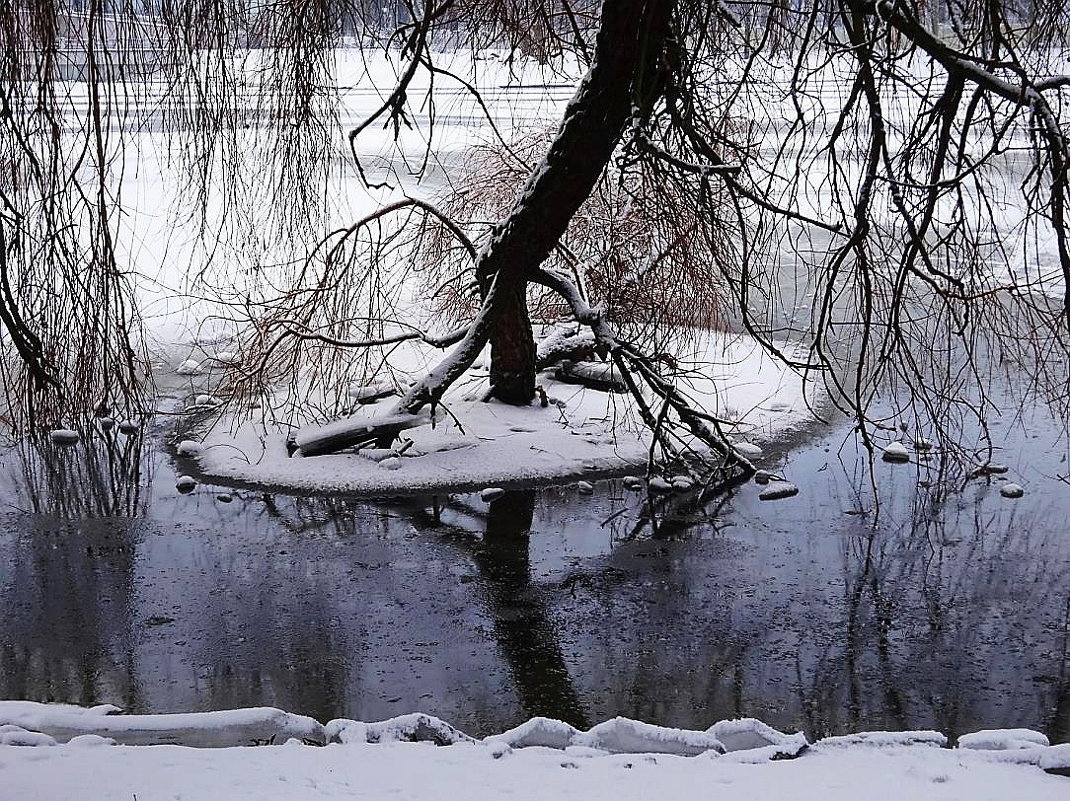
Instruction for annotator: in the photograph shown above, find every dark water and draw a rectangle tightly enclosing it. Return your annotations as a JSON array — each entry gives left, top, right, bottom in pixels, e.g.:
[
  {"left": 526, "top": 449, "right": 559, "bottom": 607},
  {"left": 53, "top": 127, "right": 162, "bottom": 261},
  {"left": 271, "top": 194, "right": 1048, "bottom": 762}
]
[{"left": 0, "top": 398, "right": 1068, "bottom": 743}]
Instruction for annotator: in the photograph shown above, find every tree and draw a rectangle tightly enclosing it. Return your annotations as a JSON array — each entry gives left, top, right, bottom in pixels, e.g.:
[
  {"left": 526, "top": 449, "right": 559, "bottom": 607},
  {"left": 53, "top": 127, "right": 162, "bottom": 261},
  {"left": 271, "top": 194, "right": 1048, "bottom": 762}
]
[{"left": 1, "top": 1, "right": 1068, "bottom": 481}]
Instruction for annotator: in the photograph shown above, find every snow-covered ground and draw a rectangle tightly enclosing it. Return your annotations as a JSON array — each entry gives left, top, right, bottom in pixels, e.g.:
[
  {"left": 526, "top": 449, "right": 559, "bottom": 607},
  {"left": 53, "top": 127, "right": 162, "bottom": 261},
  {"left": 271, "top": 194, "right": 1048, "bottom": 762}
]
[
  {"left": 2, "top": 702, "right": 1068, "bottom": 801},
  {"left": 177, "top": 330, "right": 814, "bottom": 494}
]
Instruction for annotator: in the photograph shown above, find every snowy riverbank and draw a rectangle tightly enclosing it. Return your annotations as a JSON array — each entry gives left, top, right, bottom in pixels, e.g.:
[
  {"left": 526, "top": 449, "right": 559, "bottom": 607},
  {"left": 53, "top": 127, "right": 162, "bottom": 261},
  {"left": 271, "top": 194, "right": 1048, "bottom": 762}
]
[{"left": 1, "top": 702, "right": 1067, "bottom": 801}]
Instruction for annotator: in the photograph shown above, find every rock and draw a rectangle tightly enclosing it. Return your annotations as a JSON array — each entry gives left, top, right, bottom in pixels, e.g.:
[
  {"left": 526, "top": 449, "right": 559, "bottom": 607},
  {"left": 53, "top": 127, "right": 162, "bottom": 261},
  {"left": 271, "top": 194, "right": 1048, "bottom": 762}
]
[
  {"left": 913, "top": 437, "right": 934, "bottom": 451},
  {"left": 175, "top": 475, "right": 197, "bottom": 494},
  {"left": 193, "top": 394, "right": 216, "bottom": 406},
  {"left": 175, "top": 359, "right": 203, "bottom": 376},
  {"left": 648, "top": 476, "right": 673, "bottom": 493},
  {"left": 978, "top": 463, "right": 1009, "bottom": 475},
  {"left": 480, "top": 487, "right": 506, "bottom": 502},
  {"left": 574, "top": 717, "right": 724, "bottom": 756},
  {"left": 485, "top": 717, "right": 580, "bottom": 750},
  {"left": 378, "top": 457, "right": 402, "bottom": 470},
  {"left": 882, "top": 442, "right": 910, "bottom": 463},
  {"left": 759, "top": 483, "right": 799, "bottom": 501},
  {"left": 98, "top": 417, "right": 115, "bottom": 431},
  {"left": 212, "top": 351, "right": 240, "bottom": 366},
  {"left": 176, "top": 440, "right": 202, "bottom": 457},
  {"left": 709, "top": 718, "right": 808, "bottom": 758},
  {"left": 1040, "top": 743, "right": 1070, "bottom": 777},
  {"left": 671, "top": 475, "right": 695, "bottom": 492},
  {"left": 49, "top": 429, "right": 80, "bottom": 446},
  {"left": 733, "top": 442, "right": 764, "bottom": 459},
  {"left": 1000, "top": 483, "right": 1024, "bottom": 498},
  {"left": 816, "top": 730, "right": 947, "bottom": 749},
  {"left": 622, "top": 476, "right": 645, "bottom": 491},
  {"left": 0, "top": 725, "right": 57, "bottom": 747},
  {"left": 957, "top": 728, "right": 1048, "bottom": 751},
  {"left": 576, "top": 480, "right": 594, "bottom": 494},
  {"left": 753, "top": 469, "right": 773, "bottom": 485},
  {"left": 216, "top": 494, "right": 233, "bottom": 503},
  {"left": 118, "top": 420, "right": 139, "bottom": 435}
]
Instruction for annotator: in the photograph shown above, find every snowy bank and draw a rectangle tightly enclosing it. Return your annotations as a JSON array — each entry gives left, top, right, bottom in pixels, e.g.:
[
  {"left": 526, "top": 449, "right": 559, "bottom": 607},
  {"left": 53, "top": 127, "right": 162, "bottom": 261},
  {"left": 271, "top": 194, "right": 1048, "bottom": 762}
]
[
  {"left": 1, "top": 703, "right": 1067, "bottom": 801},
  {"left": 184, "top": 331, "right": 816, "bottom": 495}
]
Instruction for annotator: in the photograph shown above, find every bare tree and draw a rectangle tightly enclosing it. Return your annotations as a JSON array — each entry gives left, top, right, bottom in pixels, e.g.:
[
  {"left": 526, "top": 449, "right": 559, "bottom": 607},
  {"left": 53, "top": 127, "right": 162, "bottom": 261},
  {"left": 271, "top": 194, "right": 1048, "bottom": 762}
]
[{"left": 1, "top": 1, "right": 1068, "bottom": 483}]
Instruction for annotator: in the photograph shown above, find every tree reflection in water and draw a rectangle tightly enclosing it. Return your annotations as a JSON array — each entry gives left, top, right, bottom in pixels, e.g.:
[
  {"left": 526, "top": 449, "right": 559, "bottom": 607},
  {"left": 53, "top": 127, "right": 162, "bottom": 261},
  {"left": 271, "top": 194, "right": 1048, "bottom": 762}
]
[{"left": 0, "top": 425, "right": 1067, "bottom": 742}]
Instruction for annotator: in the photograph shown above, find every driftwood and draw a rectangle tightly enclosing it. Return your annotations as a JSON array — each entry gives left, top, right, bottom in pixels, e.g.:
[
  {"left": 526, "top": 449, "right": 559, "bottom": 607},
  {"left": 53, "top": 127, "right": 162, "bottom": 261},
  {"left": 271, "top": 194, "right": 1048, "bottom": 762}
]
[
  {"left": 288, "top": 411, "right": 427, "bottom": 457},
  {"left": 552, "top": 360, "right": 627, "bottom": 393}
]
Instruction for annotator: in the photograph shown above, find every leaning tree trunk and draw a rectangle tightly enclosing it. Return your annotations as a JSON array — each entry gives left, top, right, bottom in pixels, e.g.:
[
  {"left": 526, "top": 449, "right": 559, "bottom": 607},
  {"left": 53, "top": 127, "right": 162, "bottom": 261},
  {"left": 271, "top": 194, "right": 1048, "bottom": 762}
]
[{"left": 474, "top": 0, "right": 675, "bottom": 404}]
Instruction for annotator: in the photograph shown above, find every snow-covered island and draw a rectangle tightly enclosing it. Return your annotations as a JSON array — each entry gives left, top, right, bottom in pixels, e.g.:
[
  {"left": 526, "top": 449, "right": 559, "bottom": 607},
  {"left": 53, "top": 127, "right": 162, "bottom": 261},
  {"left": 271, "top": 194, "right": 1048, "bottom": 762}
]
[{"left": 178, "top": 330, "right": 816, "bottom": 495}]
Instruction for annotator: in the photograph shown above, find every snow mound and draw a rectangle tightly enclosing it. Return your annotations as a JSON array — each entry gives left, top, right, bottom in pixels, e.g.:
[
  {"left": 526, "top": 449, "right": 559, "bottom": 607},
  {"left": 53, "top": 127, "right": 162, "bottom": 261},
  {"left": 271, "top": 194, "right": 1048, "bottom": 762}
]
[
  {"left": 485, "top": 717, "right": 580, "bottom": 749},
  {"left": 816, "top": 730, "right": 947, "bottom": 749},
  {"left": 1040, "top": 743, "right": 1070, "bottom": 776},
  {"left": 0, "top": 724, "right": 57, "bottom": 747},
  {"left": 327, "top": 713, "right": 475, "bottom": 746},
  {"left": 709, "top": 718, "right": 808, "bottom": 757},
  {"left": 958, "top": 729, "right": 1049, "bottom": 751},
  {"left": 573, "top": 717, "right": 724, "bottom": 756},
  {"left": 0, "top": 702, "right": 324, "bottom": 747}
]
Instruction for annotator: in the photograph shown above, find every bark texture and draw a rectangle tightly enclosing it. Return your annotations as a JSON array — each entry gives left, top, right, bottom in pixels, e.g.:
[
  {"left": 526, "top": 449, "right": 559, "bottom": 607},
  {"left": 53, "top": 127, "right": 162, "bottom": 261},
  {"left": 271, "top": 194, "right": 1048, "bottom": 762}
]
[{"left": 477, "top": 0, "right": 675, "bottom": 404}]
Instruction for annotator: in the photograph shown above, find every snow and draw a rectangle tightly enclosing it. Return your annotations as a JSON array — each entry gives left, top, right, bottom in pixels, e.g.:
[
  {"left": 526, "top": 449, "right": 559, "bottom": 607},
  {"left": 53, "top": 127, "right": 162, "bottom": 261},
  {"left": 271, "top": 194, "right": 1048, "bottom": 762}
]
[
  {"left": 958, "top": 729, "right": 1049, "bottom": 751},
  {"left": 758, "top": 482, "right": 799, "bottom": 500},
  {"left": 47, "top": 429, "right": 80, "bottom": 446},
  {"left": 0, "top": 703, "right": 324, "bottom": 747},
  {"left": 2, "top": 704, "right": 1068, "bottom": 801},
  {"left": 189, "top": 330, "right": 816, "bottom": 495}
]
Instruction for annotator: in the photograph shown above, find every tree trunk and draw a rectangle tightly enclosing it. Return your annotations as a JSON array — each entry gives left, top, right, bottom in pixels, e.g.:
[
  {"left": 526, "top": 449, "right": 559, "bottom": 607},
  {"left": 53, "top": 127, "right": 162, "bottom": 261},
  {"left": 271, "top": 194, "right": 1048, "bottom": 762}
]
[{"left": 477, "top": 0, "right": 674, "bottom": 404}]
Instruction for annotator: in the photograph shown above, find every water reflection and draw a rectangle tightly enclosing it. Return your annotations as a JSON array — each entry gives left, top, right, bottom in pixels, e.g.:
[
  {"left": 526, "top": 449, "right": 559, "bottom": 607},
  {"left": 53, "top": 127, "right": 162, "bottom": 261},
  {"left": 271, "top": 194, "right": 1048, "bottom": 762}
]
[{"left": 0, "top": 416, "right": 1068, "bottom": 742}]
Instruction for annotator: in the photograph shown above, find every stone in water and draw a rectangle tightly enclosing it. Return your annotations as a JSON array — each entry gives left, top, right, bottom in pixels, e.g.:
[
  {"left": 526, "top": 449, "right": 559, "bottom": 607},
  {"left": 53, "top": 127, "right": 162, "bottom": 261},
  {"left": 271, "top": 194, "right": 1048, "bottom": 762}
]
[{"left": 759, "top": 483, "right": 799, "bottom": 501}]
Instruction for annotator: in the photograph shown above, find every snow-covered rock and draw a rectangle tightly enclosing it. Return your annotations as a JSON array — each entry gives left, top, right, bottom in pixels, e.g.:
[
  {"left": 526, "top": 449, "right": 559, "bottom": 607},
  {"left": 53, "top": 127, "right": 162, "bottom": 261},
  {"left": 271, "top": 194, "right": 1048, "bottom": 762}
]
[
  {"left": 193, "top": 394, "right": 217, "bottom": 406},
  {"left": 733, "top": 442, "right": 763, "bottom": 459},
  {"left": 759, "top": 482, "right": 799, "bottom": 500},
  {"left": 576, "top": 480, "right": 594, "bottom": 494},
  {"left": 176, "top": 440, "right": 203, "bottom": 457},
  {"left": 480, "top": 487, "right": 506, "bottom": 502},
  {"left": 484, "top": 717, "right": 580, "bottom": 750},
  {"left": 816, "top": 730, "right": 947, "bottom": 749},
  {"left": 98, "top": 417, "right": 115, "bottom": 431},
  {"left": 327, "top": 714, "right": 474, "bottom": 746},
  {"left": 49, "top": 429, "right": 80, "bottom": 446},
  {"left": 118, "top": 420, "right": 139, "bottom": 435},
  {"left": 709, "top": 718, "right": 808, "bottom": 758},
  {"left": 882, "top": 442, "right": 910, "bottom": 463},
  {"left": 648, "top": 476, "right": 672, "bottom": 493},
  {"left": 670, "top": 475, "right": 695, "bottom": 492},
  {"left": 999, "top": 483, "right": 1024, "bottom": 498},
  {"left": 212, "top": 351, "right": 241, "bottom": 366},
  {"left": 0, "top": 724, "right": 57, "bottom": 747},
  {"left": 378, "top": 457, "right": 402, "bottom": 470},
  {"left": 1040, "top": 743, "right": 1070, "bottom": 776},
  {"left": 176, "top": 359, "right": 203, "bottom": 376},
  {"left": 0, "top": 702, "right": 324, "bottom": 747},
  {"left": 957, "top": 729, "right": 1048, "bottom": 751},
  {"left": 68, "top": 734, "right": 116, "bottom": 747},
  {"left": 622, "top": 475, "right": 645, "bottom": 491},
  {"left": 573, "top": 717, "right": 724, "bottom": 756},
  {"left": 175, "top": 475, "right": 197, "bottom": 494}
]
